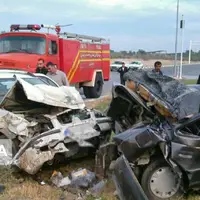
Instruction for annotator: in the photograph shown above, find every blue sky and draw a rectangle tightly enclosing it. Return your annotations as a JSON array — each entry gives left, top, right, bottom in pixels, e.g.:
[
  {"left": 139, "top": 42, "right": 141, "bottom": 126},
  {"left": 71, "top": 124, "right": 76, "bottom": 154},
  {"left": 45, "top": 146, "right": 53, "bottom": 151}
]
[{"left": 1, "top": 0, "right": 200, "bottom": 52}]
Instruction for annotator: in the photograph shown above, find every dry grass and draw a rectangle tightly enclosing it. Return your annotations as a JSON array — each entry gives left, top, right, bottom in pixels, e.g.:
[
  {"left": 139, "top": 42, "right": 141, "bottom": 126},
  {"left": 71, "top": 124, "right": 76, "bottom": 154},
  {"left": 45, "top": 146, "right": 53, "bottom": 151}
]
[
  {"left": 1, "top": 181, "right": 62, "bottom": 200},
  {"left": 0, "top": 157, "right": 116, "bottom": 200},
  {"left": 85, "top": 96, "right": 111, "bottom": 110},
  {"left": 183, "top": 79, "right": 197, "bottom": 84}
]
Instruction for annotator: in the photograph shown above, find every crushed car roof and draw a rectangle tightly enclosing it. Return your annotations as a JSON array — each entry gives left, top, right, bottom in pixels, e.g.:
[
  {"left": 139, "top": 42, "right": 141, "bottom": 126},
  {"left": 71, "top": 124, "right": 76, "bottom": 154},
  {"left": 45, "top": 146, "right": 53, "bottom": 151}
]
[{"left": 123, "top": 70, "right": 200, "bottom": 120}]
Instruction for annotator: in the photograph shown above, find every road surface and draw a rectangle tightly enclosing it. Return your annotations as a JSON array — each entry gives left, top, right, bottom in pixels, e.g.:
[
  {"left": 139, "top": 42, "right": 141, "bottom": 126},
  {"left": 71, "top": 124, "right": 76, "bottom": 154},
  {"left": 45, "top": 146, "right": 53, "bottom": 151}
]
[{"left": 81, "top": 63, "right": 200, "bottom": 99}]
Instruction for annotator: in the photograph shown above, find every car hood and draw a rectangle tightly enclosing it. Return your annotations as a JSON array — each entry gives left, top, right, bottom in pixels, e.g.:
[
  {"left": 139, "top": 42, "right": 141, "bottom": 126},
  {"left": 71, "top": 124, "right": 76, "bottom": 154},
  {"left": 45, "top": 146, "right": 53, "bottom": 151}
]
[
  {"left": 123, "top": 70, "right": 200, "bottom": 121},
  {"left": 0, "top": 76, "right": 85, "bottom": 111}
]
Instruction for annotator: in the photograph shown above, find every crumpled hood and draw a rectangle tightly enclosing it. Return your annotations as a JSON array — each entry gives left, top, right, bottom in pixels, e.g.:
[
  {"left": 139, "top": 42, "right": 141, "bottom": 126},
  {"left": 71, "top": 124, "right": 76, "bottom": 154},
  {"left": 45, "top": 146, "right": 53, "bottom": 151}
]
[{"left": 0, "top": 76, "right": 85, "bottom": 110}]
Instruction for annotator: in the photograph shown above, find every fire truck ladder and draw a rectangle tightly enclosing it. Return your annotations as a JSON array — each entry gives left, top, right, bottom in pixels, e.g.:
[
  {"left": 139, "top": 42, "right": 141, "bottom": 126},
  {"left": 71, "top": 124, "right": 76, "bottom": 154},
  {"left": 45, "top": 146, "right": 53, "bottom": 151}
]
[{"left": 59, "top": 32, "right": 107, "bottom": 43}]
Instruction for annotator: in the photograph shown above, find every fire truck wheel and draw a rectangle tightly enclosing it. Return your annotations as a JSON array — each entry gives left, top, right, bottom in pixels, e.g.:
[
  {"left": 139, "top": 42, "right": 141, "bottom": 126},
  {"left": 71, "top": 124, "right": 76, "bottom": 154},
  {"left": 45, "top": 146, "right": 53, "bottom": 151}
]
[{"left": 83, "top": 73, "right": 103, "bottom": 98}]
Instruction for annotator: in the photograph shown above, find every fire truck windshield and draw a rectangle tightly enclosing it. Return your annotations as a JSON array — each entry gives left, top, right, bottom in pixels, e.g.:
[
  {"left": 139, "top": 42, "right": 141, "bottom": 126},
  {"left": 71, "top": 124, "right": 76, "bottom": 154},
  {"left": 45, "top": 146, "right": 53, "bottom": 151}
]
[{"left": 0, "top": 35, "right": 46, "bottom": 54}]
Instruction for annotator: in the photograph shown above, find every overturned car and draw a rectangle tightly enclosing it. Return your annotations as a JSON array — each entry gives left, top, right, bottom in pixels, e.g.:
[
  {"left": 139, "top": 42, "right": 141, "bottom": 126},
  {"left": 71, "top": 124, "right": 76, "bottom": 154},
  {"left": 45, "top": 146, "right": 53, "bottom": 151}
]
[
  {"left": 96, "top": 70, "right": 200, "bottom": 200},
  {"left": 0, "top": 77, "right": 112, "bottom": 175}
]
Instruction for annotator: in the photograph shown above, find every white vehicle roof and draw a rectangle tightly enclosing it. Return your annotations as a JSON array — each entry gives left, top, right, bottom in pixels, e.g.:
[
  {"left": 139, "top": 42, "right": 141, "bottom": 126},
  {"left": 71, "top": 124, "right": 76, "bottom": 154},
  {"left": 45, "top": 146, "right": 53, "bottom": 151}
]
[{"left": 129, "top": 61, "right": 142, "bottom": 63}]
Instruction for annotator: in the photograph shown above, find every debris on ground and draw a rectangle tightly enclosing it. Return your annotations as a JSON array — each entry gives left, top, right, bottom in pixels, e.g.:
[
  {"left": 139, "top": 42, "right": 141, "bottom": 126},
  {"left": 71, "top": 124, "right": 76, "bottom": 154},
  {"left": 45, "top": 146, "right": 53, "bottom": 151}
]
[
  {"left": 89, "top": 180, "right": 106, "bottom": 194},
  {"left": 51, "top": 171, "right": 71, "bottom": 188},
  {"left": 49, "top": 168, "right": 110, "bottom": 199},
  {"left": 40, "top": 181, "right": 46, "bottom": 185},
  {"left": 70, "top": 168, "right": 96, "bottom": 188},
  {"left": 51, "top": 168, "right": 96, "bottom": 189}
]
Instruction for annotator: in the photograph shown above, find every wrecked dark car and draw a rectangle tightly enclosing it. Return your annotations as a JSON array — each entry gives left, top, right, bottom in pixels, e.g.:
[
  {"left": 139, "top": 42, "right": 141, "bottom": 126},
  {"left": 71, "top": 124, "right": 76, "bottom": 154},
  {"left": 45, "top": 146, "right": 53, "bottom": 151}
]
[
  {"left": 96, "top": 70, "right": 200, "bottom": 200},
  {"left": 0, "top": 76, "right": 112, "bottom": 175}
]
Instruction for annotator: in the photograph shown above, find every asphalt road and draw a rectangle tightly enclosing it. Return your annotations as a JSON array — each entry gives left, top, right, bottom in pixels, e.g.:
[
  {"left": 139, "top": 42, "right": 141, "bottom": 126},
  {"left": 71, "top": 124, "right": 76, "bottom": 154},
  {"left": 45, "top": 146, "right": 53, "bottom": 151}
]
[
  {"left": 81, "top": 63, "right": 200, "bottom": 99},
  {"left": 158, "top": 63, "right": 200, "bottom": 78}
]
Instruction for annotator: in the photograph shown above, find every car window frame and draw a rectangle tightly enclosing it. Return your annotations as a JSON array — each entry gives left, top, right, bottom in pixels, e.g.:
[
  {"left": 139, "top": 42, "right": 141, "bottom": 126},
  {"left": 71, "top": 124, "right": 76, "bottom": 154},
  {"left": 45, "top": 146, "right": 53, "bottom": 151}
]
[{"left": 36, "top": 75, "right": 59, "bottom": 87}]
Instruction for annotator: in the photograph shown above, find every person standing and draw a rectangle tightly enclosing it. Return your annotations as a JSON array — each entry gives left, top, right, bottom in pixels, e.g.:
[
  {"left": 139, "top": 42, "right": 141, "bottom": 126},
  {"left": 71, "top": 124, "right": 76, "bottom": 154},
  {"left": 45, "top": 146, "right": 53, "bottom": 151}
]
[
  {"left": 117, "top": 62, "right": 129, "bottom": 85},
  {"left": 152, "top": 61, "right": 163, "bottom": 75},
  {"left": 35, "top": 58, "right": 48, "bottom": 74},
  {"left": 46, "top": 61, "right": 69, "bottom": 86}
]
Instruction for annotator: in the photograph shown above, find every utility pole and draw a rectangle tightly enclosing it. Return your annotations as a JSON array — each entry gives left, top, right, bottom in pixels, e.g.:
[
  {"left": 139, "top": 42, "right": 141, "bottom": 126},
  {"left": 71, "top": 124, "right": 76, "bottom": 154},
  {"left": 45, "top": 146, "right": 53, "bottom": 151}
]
[
  {"left": 188, "top": 40, "right": 192, "bottom": 64},
  {"left": 174, "top": 0, "right": 180, "bottom": 77},
  {"left": 179, "top": 15, "right": 185, "bottom": 79}
]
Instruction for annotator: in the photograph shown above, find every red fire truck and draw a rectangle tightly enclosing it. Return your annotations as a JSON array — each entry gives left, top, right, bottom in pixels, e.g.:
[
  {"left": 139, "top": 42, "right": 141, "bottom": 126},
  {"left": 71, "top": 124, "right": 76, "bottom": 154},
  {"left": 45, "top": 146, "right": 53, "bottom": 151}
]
[{"left": 0, "top": 24, "right": 110, "bottom": 98}]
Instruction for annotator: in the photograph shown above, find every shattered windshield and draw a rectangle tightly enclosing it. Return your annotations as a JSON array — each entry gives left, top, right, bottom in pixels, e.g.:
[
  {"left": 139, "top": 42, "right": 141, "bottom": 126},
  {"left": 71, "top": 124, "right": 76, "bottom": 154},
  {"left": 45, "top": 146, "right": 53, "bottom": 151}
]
[
  {"left": 0, "top": 35, "right": 46, "bottom": 54},
  {"left": 0, "top": 77, "right": 47, "bottom": 102}
]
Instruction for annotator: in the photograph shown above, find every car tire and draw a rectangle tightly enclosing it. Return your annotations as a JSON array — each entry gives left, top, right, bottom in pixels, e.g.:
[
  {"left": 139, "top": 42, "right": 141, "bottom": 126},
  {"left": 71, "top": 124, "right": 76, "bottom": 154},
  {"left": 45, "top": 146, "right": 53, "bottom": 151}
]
[
  {"left": 83, "top": 73, "right": 103, "bottom": 98},
  {"left": 141, "top": 159, "right": 184, "bottom": 200},
  {"left": 83, "top": 87, "right": 91, "bottom": 98}
]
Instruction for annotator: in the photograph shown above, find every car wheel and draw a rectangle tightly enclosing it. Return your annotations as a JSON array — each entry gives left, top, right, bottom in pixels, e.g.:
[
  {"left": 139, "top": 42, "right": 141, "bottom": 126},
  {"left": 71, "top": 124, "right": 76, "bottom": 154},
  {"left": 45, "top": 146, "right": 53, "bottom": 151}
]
[
  {"left": 83, "top": 73, "right": 103, "bottom": 98},
  {"left": 141, "top": 159, "right": 184, "bottom": 200}
]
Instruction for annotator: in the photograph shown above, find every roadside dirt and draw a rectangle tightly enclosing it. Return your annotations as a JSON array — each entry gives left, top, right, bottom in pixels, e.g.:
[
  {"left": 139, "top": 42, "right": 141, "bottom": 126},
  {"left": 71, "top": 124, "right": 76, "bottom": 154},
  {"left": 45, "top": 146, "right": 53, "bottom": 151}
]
[{"left": 84, "top": 96, "right": 111, "bottom": 109}]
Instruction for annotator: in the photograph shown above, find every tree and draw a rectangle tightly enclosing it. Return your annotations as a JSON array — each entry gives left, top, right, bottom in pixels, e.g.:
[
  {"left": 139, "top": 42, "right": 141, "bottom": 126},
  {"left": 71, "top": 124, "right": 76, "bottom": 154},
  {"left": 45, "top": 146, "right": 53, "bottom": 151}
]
[{"left": 137, "top": 49, "right": 146, "bottom": 55}]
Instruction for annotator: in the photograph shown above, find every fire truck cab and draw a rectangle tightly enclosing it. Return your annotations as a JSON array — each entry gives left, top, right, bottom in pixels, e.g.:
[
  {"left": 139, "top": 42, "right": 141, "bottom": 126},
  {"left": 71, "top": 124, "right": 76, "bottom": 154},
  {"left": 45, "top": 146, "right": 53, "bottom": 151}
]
[{"left": 0, "top": 24, "right": 110, "bottom": 98}]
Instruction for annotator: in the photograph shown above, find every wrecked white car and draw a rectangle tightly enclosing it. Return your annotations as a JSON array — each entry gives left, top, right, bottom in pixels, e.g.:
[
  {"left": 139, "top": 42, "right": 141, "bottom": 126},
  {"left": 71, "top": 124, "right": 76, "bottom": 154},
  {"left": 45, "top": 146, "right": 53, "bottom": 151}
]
[{"left": 0, "top": 76, "right": 112, "bottom": 175}]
